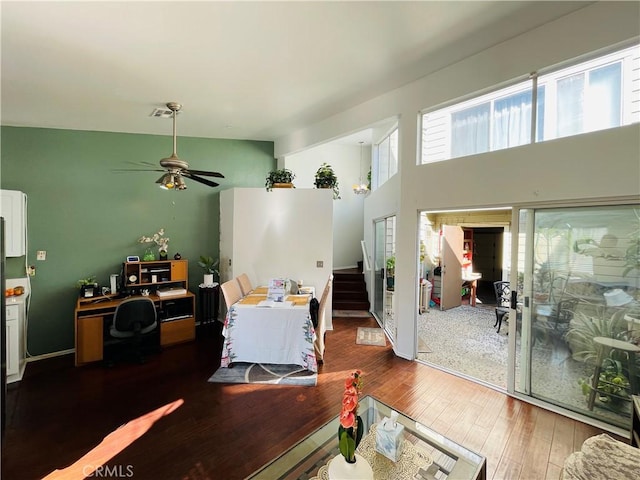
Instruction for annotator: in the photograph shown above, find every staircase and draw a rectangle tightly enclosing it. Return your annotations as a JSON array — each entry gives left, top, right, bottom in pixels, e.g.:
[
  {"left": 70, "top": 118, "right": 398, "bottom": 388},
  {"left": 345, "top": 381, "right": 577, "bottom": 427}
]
[{"left": 332, "top": 269, "right": 370, "bottom": 311}]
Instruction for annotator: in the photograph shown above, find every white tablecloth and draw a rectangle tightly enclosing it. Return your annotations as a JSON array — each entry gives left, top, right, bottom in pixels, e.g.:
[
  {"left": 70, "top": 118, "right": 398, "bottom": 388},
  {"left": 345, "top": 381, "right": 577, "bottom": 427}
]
[{"left": 220, "top": 295, "right": 317, "bottom": 372}]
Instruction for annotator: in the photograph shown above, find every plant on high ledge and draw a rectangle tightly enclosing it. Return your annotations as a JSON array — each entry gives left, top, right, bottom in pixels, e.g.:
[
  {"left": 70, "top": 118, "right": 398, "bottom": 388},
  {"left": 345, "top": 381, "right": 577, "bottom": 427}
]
[
  {"left": 265, "top": 168, "right": 295, "bottom": 191},
  {"left": 338, "top": 370, "right": 364, "bottom": 463},
  {"left": 314, "top": 163, "right": 340, "bottom": 199}
]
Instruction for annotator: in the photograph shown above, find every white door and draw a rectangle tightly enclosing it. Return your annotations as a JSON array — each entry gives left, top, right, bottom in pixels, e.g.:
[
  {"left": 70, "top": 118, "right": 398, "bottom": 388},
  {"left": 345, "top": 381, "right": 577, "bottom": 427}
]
[{"left": 440, "top": 225, "right": 463, "bottom": 310}]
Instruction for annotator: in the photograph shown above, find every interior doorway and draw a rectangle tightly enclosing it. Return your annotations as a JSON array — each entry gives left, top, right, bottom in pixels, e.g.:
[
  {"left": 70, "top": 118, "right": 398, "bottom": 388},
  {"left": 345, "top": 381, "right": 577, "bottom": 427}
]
[{"left": 473, "top": 227, "right": 505, "bottom": 303}]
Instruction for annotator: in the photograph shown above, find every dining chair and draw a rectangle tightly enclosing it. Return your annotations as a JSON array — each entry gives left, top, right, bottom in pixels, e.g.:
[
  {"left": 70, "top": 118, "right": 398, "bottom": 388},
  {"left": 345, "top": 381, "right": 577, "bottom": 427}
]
[
  {"left": 221, "top": 278, "right": 243, "bottom": 310},
  {"left": 236, "top": 273, "right": 254, "bottom": 296},
  {"left": 314, "top": 274, "right": 334, "bottom": 363},
  {"left": 493, "top": 281, "right": 510, "bottom": 333}
]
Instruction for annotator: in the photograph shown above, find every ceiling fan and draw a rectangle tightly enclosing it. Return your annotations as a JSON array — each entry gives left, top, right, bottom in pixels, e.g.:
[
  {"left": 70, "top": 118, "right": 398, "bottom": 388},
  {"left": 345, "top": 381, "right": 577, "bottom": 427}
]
[{"left": 121, "top": 102, "right": 225, "bottom": 190}]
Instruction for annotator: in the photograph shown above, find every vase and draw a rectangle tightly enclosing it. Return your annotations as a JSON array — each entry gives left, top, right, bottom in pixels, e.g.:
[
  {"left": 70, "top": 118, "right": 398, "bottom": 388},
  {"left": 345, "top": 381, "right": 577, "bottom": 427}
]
[
  {"left": 203, "top": 274, "right": 214, "bottom": 286},
  {"left": 327, "top": 453, "right": 373, "bottom": 480},
  {"left": 142, "top": 248, "right": 155, "bottom": 261},
  {"left": 159, "top": 250, "right": 168, "bottom": 260}
]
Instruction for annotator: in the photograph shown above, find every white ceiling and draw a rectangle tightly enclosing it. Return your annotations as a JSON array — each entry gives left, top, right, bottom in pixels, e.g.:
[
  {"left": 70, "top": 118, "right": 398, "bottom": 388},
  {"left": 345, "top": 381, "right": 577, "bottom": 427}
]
[{"left": 1, "top": 1, "right": 592, "bottom": 144}]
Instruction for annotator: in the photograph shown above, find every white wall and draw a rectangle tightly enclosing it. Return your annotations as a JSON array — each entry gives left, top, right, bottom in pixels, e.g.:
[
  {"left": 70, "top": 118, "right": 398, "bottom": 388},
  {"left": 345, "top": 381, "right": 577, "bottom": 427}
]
[
  {"left": 219, "top": 187, "right": 334, "bottom": 326},
  {"left": 274, "top": 2, "right": 640, "bottom": 361},
  {"left": 287, "top": 143, "right": 369, "bottom": 269}
]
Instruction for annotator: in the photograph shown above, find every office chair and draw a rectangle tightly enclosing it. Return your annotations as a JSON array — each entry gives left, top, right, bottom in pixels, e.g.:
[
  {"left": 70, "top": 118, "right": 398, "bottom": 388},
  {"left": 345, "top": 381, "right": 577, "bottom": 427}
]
[{"left": 105, "top": 297, "right": 159, "bottom": 365}]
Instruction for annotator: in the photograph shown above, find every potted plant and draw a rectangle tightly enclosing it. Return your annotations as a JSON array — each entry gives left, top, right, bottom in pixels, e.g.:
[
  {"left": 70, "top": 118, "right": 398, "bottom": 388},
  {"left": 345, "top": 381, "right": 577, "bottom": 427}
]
[
  {"left": 77, "top": 276, "right": 98, "bottom": 298},
  {"left": 578, "top": 358, "right": 632, "bottom": 412},
  {"left": 314, "top": 163, "right": 340, "bottom": 199},
  {"left": 386, "top": 255, "right": 395, "bottom": 291},
  {"left": 138, "top": 228, "right": 169, "bottom": 260},
  {"left": 265, "top": 168, "right": 295, "bottom": 191},
  {"left": 198, "top": 256, "right": 219, "bottom": 286}
]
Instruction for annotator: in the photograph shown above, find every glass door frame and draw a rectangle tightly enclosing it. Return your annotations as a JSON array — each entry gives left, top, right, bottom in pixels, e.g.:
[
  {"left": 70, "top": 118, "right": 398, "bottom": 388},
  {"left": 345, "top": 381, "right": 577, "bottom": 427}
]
[
  {"left": 372, "top": 216, "right": 396, "bottom": 342},
  {"left": 507, "top": 200, "right": 640, "bottom": 435}
]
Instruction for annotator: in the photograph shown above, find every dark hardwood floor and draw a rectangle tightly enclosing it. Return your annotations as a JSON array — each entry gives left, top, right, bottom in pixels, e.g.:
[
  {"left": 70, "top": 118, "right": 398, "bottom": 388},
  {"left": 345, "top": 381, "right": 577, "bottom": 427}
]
[{"left": 2, "top": 316, "right": 614, "bottom": 480}]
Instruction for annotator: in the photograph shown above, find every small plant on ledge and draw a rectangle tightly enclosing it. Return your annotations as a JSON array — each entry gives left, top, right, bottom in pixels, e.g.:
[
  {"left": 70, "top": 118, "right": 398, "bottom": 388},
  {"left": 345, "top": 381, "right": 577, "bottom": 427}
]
[
  {"left": 314, "top": 163, "right": 340, "bottom": 199},
  {"left": 265, "top": 169, "right": 295, "bottom": 191}
]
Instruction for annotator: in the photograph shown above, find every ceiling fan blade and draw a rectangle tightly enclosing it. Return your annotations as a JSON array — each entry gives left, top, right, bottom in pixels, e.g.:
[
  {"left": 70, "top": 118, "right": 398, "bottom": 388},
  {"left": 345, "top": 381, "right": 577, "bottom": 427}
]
[
  {"left": 185, "top": 168, "right": 225, "bottom": 178},
  {"left": 123, "top": 160, "right": 158, "bottom": 167},
  {"left": 183, "top": 172, "right": 219, "bottom": 187},
  {"left": 112, "top": 168, "right": 165, "bottom": 173}
]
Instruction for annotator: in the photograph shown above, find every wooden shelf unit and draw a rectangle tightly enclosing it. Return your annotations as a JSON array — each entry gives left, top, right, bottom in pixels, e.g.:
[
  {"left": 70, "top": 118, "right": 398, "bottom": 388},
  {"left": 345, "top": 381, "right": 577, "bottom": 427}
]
[
  {"left": 463, "top": 228, "right": 474, "bottom": 269},
  {"left": 123, "top": 259, "right": 188, "bottom": 289}
]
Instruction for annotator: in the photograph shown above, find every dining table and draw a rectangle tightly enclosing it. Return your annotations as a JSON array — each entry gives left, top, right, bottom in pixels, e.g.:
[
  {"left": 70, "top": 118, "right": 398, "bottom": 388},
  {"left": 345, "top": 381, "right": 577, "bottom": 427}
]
[{"left": 220, "top": 290, "right": 317, "bottom": 372}]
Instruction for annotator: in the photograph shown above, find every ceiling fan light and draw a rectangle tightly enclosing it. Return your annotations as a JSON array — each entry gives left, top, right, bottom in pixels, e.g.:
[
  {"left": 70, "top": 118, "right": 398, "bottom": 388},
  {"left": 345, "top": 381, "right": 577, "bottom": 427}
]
[
  {"left": 159, "top": 172, "right": 175, "bottom": 189},
  {"left": 175, "top": 175, "right": 187, "bottom": 190}
]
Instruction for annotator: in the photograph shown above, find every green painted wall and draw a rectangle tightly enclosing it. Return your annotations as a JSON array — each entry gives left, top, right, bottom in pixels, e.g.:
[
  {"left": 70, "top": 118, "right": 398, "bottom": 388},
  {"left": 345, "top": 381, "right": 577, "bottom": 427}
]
[{"left": 0, "top": 126, "right": 274, "bottom": 356}]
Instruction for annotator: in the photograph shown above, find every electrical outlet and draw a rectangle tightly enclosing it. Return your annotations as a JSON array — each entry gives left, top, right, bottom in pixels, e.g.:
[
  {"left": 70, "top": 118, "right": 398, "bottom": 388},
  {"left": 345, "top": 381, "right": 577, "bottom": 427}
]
[
  {"left": 27, "top": 265, "right": 36, "bottom": 277},
  {"left": 316, "top": 260, "right": 323, "bottom": 268},
  {"left": 37, "top": 250, "right": 46, "bottom": 260}
]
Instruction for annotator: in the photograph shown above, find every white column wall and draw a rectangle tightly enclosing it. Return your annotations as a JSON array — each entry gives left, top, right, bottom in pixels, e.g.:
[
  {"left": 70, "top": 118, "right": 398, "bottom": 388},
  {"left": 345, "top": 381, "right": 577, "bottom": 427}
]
[
  {"left": 286, "top": 143, "right": 369, "bottom": 270},
  {"left": 275, "top": 2, "right": 640, "bottom": 360},
  {"left": 219, "top": 187, "right": 334, "bottom": 327}
]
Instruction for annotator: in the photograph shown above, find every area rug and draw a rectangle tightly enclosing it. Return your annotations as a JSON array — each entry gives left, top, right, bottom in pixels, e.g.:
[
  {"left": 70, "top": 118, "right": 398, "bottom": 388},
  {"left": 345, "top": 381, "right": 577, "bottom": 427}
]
[
  {"left": 333, "top": 310, "right": 373, "bottom": 318},
  {"left": 208, "top": 363, "right": 317, "bottom": 386},
  {"left": 356, "top": 327, "right": 387, "bottom": 346}
]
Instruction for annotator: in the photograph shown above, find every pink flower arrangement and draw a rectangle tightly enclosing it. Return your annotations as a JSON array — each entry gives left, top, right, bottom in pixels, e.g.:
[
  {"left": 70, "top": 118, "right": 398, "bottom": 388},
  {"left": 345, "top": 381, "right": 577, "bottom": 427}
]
[{"left": 338, "top": 370, "right": 363, "bottom": 463}]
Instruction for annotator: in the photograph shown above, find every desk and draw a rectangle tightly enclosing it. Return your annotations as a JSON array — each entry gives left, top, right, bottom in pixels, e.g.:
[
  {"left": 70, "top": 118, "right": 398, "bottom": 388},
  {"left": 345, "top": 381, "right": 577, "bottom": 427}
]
[
  {"left": 74, "top": 292, "right": 195, "bottom": 366},
  {"left": 462, "top": 273, "right": 481, "bottom": 307},
  {"left": 220, "top": 293, "right": 317, "bottom": 372}
]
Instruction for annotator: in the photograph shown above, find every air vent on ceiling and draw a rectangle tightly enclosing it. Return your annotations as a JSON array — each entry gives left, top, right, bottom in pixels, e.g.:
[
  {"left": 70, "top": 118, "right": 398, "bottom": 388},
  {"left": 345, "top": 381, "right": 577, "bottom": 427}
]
[{"left": 150, "top": 107, "right": 177, "bottom": 118}]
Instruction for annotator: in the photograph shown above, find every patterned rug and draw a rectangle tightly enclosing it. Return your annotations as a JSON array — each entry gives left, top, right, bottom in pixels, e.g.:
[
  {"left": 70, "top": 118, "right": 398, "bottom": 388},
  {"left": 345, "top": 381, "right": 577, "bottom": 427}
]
[
  {"left": 356, "top": 327, "right": 387, "bottom": 346},
  {"left": 208, "top": 363, "right": 317, "bottom": 386}
]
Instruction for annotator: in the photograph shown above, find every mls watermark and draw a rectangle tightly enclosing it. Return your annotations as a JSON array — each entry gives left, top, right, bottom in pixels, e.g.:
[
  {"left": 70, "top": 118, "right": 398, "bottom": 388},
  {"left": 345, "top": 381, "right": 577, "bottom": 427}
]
[{"left": 83, "top": 465, "right": 134, "bottom": 478}]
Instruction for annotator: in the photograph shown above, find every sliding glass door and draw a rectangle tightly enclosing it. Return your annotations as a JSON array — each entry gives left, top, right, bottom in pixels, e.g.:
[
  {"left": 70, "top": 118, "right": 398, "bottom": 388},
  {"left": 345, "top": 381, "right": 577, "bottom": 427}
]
[
  {"left": 514, "top": 204, "right": 640, "bottom": 429},
  {"left": 373, "top": 221, "right": 385, "bottom": 323},
  {"left": 373, "top": 217, "right": 396, "bottom": 343}
]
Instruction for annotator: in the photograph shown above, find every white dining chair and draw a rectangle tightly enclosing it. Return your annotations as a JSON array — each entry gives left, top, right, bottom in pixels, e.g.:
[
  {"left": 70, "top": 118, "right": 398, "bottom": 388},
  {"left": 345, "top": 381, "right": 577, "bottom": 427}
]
[
  {"left": 221, "top": 278, "right": 243, "bottom": 310},
  {"left": 236, "top": 273, "right": 254, "bottom": 296},
  {"left": 314, "top": 274, "right": 333, "bottom": 363}
]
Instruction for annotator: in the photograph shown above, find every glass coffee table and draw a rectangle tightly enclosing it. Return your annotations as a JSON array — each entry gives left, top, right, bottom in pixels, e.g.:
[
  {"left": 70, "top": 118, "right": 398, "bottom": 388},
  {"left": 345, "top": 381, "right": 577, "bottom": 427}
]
[{"left": 248, "top": 395, "right": 486, "bottom": 479}]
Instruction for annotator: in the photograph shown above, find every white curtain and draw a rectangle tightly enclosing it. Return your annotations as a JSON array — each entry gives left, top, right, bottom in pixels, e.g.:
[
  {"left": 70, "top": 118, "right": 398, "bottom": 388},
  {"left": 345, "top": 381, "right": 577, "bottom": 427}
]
[
  {"left": 451, "top": 104, "right": 490, "bottom": 157},
  {"left": 492, "top": 91, "right": 533, "bottom": 150}
]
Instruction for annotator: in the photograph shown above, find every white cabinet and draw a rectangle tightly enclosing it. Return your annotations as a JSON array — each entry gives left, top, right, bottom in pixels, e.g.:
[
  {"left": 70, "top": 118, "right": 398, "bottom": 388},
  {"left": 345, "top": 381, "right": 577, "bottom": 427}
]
[
  {"left": 6, "top": 305, "right": 20, "bottom": 376},
  {"left": 5, "top": 283, "right": 28, "bottom": 383},
  {"left": 0, "top": 190, "right": 27, "bottom": 257},
  {"left": 5, "top": 303, "right": 25, "bottom": 382}
]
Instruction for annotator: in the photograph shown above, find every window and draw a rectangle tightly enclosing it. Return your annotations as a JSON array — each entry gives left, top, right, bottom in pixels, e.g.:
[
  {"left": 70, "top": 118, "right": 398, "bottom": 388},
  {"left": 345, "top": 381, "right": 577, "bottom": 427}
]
[
  {"left": 372, "top": 128, "right": 398, "bottom": 190},
  {"left": 421, "top": 43, "right": 639, "bottom": 164}
]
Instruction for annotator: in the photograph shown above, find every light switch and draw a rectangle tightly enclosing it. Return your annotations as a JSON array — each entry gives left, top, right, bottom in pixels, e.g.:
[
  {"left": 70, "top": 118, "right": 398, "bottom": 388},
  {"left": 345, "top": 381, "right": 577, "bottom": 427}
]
[
  {"left": 36, "top": 250, "right": 46, "bottom": 261},
  {"left": 316, "top": 260, "right": 323, "bottom": 268}
]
